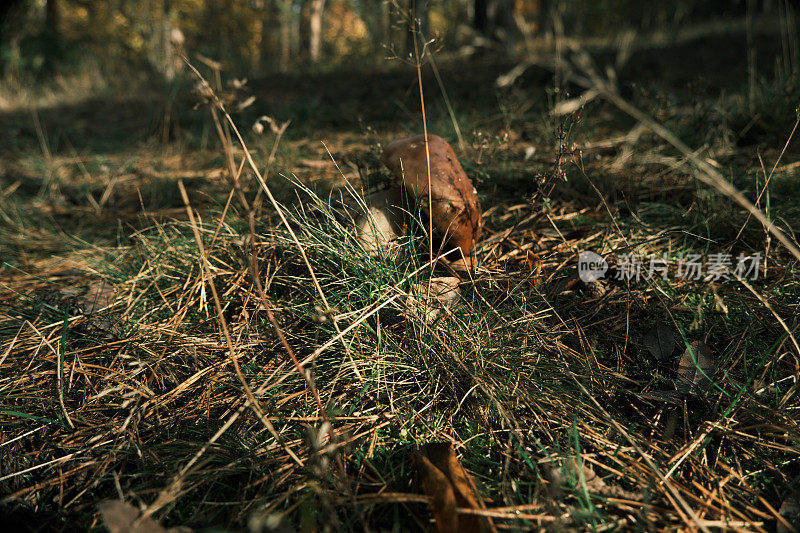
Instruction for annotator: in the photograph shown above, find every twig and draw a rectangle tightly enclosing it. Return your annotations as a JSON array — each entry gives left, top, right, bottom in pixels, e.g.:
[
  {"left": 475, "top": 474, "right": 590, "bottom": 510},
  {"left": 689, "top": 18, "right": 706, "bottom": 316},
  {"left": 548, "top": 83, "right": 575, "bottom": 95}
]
[{"left": 735, "top": 112, "right": 800, "bottom": 240}]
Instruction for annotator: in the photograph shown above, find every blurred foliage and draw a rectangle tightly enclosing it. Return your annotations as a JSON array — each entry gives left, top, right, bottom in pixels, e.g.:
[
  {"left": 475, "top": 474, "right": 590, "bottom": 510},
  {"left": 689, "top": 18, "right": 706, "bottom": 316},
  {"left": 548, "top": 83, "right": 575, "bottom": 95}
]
[{"left": 0, "top": 0, "right": 772, "bottom": 82}]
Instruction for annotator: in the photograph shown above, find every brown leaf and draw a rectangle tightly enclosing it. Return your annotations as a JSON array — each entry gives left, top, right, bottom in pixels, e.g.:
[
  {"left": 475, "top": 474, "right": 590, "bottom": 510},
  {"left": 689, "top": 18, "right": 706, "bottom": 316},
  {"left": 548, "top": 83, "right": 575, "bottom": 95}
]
[
  {"left": 98, "top": 501, "right": 166, "bottom": 533},
  {"left": 566, "top": 456, "right": 606, "bottom": 492},
  {"left": 415, "top": 443, "right": 494, "bottom": 533},
  {"left": 37, "top": 275, "right": 118, "bottom": 335},
  {"left": 548, "top": 275, "right": 580, "bottom": 299},
  {"left": 643, "top": 323, "right": 676, "bottom": 362},
  {"left": 778, "top": 491, "right": 800, "bottom": 533},
  {"left": 421, "top": 444, "right": 480, "bottom": 519},
  {"left": 406, "top": 277, "right": 462, "bottom": 324},
  {"left": 79, "top": 280, "right": 117, "bottom": 315},
  {"left": 581, "top": 278, "right": 609, "bottom": 299},
  {"left": 546, "top": 456, "right": 606, "bottom": 494},
  {"left": 526, "top": 251, "right": 542, "bottom": 278},
  {"left": 676, "top": 341, "right": 714, "bottom": 397},
  {"left": 413, "top": 452, "right": 459, "bottom": 533}
]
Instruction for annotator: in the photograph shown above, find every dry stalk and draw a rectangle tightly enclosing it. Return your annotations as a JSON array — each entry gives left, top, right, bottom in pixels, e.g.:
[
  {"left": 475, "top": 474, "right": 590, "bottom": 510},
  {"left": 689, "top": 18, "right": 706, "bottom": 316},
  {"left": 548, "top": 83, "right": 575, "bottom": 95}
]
[
  {"left": 183, "top": 59, "right": 353, "bottom": 502},
  {"left": 560, "top": 46, "right": 800, "bottom": 263},
  {"left": 186, "top": 61, "right": 365, "bottom": 387},
  {"left": 566, "top": 371, "right": 710, "bottom": 533},
  {"left": 735, "top": 113, "right": 800, "bottom": 240},
  {"left": 138, "top": 181, "right": 307, "bottom": 521},
  {"left": 176, "top": 180, "right": 300, "bottom": 462},
  {"left": 27, "top": 321, "right": 74, "bottom": 430},
  {"left": 409, "top": 29, "right": 436, "bottom": 294},
  {"left": 181, "top": 60, "right": 362, "bottom": 432}
]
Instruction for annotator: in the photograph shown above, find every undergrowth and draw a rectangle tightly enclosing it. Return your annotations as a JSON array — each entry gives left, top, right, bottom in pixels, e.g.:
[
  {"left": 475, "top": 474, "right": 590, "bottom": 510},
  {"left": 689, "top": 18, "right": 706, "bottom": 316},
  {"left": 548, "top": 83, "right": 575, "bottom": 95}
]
[{"left": 1, "top": 28, "right": 800, "bottom": 533}]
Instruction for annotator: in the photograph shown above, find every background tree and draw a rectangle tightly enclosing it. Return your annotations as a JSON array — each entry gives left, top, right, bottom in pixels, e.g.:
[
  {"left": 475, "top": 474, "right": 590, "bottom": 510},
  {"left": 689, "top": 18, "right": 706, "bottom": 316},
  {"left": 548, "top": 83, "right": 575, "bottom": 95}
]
[
  {"left": 278, "top": 0, "right": 294, "bottom": 71},
  {"left": 42, "top": 0, "right": 62, "bottom": 72},
  {"left": 473, "top": 0, "right": 515, "bottom": 43},
  {"left": 308, "top": 0, "right": 326, "bottom": 64},
  {"left": 2, "top": 0, "right": 797, "bottom": 79}
]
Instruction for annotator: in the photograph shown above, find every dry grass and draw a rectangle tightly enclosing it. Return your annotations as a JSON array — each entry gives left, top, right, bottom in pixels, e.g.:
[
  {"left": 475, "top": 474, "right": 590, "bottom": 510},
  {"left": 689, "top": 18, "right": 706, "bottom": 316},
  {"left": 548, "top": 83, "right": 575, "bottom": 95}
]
[{"left": 2, "top": 37, "right": 800, "bottom": 532}]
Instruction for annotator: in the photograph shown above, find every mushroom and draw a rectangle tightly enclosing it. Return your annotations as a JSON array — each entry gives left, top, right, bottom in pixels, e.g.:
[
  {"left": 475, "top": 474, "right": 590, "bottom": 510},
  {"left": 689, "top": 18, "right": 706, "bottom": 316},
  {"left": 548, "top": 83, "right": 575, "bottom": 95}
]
[
  {"left": 381, "top": 134, "right": 481, "bottom": 268},
  {"left": 355, "top": 186, "right": 404, "bottom": 257}
]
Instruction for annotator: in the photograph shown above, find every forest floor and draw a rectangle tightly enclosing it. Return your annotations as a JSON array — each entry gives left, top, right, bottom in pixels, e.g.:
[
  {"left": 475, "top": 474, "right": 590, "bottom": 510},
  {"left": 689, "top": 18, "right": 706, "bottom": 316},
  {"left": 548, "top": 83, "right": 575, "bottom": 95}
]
[{"left": 1, "top": 26, "right": 800, "bottom": 532}]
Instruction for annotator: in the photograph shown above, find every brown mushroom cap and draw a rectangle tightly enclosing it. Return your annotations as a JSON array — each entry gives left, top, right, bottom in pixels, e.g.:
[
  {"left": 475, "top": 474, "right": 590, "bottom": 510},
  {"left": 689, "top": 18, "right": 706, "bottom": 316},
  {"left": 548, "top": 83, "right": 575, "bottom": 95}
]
[{"left": 381, "top": 134, "right": 481, "bottom": 263}]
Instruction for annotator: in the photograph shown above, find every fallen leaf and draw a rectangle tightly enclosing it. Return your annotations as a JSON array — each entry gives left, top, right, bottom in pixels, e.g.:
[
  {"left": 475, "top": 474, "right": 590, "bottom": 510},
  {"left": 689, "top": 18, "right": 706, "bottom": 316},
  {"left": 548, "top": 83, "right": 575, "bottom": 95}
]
[
  {"left": 546, "top": 456, "right": 605, "bottom": 493},
  {"left": 676, "top": 341, "right": 714, "bottom": 397},
  {"left": 98, "top": 501, "right": 166, "bottom": 533},
  {"left": 643, "top": 323, "right": 676, "bottom": 363},
  {"left": 568, "top": 456, "right": 607, "bottom": 493},
  {"left": 37, "top": 275, "right": 119, "bottom": 335},
  {"left": 406, "top": 277, "right": 461, "bottom": 324},
  {"left": 413, "top": 443, "right": 493, "bottom": 533},
  {"left": 413, "top": 452, "right": 459, "bottom": 533},
  {"left": 419, "top": 443, "right": 485, "bottom": 532},
  {"left": 526, "top": 251, "right": 542, "bottom": 277},
  {"left": 548, "top": 275, "right": 580, "bottom": 299},
  {"left": 581, "top": 278, "right": 610, "bottom": 299},
  {"left": 777, "top": 491, "right": 800, "bottom": 533},
  {"left": 79, "top": 280, "right": 117, "bottom": 315},
  {"left": 544, "top": 456, "right": 640, "bottom": 501}
]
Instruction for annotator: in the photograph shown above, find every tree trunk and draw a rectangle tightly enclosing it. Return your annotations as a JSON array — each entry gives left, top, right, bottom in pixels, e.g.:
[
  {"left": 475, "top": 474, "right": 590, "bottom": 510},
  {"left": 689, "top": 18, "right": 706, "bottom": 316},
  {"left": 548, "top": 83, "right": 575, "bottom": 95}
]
[
  {"left": 279, "top": 0, "right": 292, "bottom": 70},
  {"left": 203, "top": 0, "right": 223, "bottom": 62},
  {"left": 537, "top": 0, "right": 552, "bottom": 38},
  {"left": 358, "top": 0, "right": 389, "bottom": 65},
  {"left": 308, "top": 0, "right": 325, "bottom": 64},
  {"left": 474, "top": 0, "right": 488, "bottom": 35},
  {"left": 44, "top": 0, "right": 59, "bottom": 39},
  {"left": 42, "top": 0, "right": 61, "bottom": 72},
  {"left": 299, "top": 0, "right": 309, "bottom": 62},
  {"left": 473, "top": 0, "right": 515, "bottom": 43},
  {"left": 163, "top": 0, "right": 175, "bottom": 80}
]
